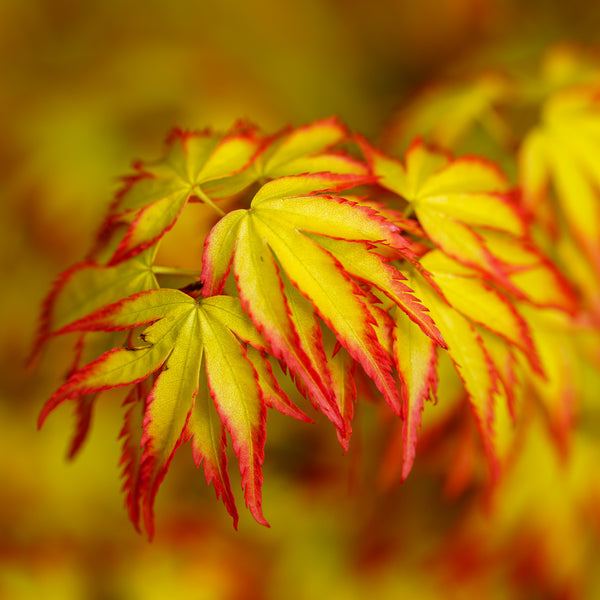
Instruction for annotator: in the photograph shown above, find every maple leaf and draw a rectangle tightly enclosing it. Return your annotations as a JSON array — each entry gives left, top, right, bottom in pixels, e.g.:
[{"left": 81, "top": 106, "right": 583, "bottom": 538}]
[
  {"left": 520, "top": 85, "right": 600, "bottom": 276},
  {"left": 392, "top": 307, "right": 438, "bottom": 480},
  {"left": 253, "top": 116, "right": 367, "bottom": 178},
  {"left": 33, "top": 247, "right": 159, "bottom": 347},
  {"left": 103, "top": 123, "right": 261, "bottom": 265},
  {"left": 38, "top": 288, "right": 294, "bottom": 536},
  {"left": 419, "top": 250, "right": 542, "bottom": 373},
  {"left": 362, "top": 139, "right": 578, "bottom": 310},
  {"left": 401, "top": 261, "right": 509, "bottom": 478},
  {"left": 201, "top": 172, "right": 444, "bottom": 432},
  {"left": 384, "top": 73, "right": 513, "bottom": 154},
  {"left": 362, "top": 138, "right": 524, "bottom": 279},
  {"left": 199, "top": 117, "right": 368, "bottom": 201}
]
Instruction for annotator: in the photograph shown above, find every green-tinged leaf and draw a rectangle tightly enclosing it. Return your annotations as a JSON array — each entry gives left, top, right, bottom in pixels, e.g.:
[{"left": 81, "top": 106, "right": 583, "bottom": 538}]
[
  {"left": 39, "top": 289, "right": 277, "bottom": 535},
  {"left": 201, "top": 209, "right": 247, "bottom": 296},
  {"left": 251, "top": 173, "right": 373, "bottom": 206},
  {"left": 392, "top": 308, "right": 438, "bottom": 481},
  {"left": 257, "top": 117, "right": 359, "bottom": 178},
  {"left": 107, "top": 125, "right": 260, "bottom": 264},
  {"left": 197, "top": 307, "right": 268, "bottom": 528},
  {"left": 245, "top": 346, "right": 312, "bottom": 423},
  {"left": 119, "top": 379, "right": 152, "bottom": 532},
  {"left": 34, "top": 248, "right": 158, "bottom": 351},
  {"left": 185, "top": 360, "right": 238, "bottom": 526}
]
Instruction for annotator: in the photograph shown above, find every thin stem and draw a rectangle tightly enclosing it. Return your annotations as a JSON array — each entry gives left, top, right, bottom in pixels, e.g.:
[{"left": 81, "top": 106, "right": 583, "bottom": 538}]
[
  {"left": 403, "top": 203, "right": 415, "bottom": 218},
  {"left": 194, "top": 187, "right": 226, "bottom": 216},
  {"left": 152, "top": 265, "right": 203, "bottom": 278}
]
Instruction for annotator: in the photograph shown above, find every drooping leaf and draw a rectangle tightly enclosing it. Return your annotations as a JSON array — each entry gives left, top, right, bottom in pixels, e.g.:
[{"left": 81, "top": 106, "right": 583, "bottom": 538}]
[
  {"left": 520, "top": 85, "right": 600, "bottom": 275},
  {"left": 403, "top": 264, "right": 504, "bottom": 477},
  {"left": 201, "top": 172, "right": 439, "bottom": 422},
  {"left": 392, "top": 307, "right": 438, "bottom": 481},
  {"left": 38, "top": 289, "right": 287, "bottom": 535},
  {"left": 419, "top": 250, "right": 541, "bottom": 373}
]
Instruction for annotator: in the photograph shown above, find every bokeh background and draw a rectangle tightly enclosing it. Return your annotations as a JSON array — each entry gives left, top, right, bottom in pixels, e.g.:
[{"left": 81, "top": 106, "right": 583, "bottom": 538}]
[{"left": 2, "top": 1, "right": 600, "bottom": 598}]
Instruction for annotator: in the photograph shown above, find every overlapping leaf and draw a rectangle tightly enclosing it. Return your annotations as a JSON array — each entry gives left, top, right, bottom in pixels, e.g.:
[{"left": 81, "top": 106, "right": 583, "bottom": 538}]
[
  {"left": 201, "top": 117, "right": 368, "bottom": 200},
  {"left": 520, "top": 85, "right": 600, "bottom": 275},
  {"left": 34, "top": 247, "right": 159, "bottom": 350},
  {"left": 104, "top": 124, "right": 261, "bottom": 265},
  {"left": 202, "top": 172, "right": 445, "bottom": 431},
  {"left": 363, "top": 139, "right": 524, "bottom": 278},
  {"left": 401, "top": 262, "right": 511, "bottom": 477},
  {"left": 38, "top": 288, "right": 296, "bottom": 536},
  {"left": 363, "top": 139, "right": 578, "bottom": 310}
]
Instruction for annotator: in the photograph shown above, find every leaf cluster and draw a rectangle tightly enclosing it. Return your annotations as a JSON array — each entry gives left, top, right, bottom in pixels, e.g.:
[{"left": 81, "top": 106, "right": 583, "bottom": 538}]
[{"left": 35, "top": 50, "right": 600, "bottom": 537}]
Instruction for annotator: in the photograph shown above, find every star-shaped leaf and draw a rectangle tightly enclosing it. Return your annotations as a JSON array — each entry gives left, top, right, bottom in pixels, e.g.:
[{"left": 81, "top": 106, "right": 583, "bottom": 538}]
[
  {"left": 38, "top": 289, "right": 293, "bottom": 536},
  {"left": 202, "top": 172, "right": 444, "bottom": 428},
  {"left": 105, "top": 124, "right": 261, "bottom": 264}
]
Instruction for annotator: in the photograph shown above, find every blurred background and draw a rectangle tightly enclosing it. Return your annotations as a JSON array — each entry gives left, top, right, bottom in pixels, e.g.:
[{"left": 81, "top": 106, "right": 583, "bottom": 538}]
[{"left": 2, "top": 1, "right": 600, "bottom": 598}]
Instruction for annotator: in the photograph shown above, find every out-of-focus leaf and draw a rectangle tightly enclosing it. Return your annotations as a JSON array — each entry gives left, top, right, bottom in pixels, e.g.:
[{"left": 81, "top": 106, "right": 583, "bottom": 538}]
[{"left": 520, "top": 85, "right": 600, "bottom": 275}]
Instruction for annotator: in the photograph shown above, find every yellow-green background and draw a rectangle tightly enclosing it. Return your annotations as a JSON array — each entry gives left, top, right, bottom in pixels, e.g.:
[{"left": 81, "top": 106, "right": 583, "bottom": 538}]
[{"left": 2, "top": 1, "right": 600, "bottom": 598}]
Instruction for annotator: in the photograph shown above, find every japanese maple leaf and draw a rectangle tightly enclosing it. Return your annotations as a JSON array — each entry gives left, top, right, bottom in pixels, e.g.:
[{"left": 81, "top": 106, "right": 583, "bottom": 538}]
[
  {"left": 385, "top": 73, "right": 513, "bottom": 154},
  {"left": 201, "top": 172, "right": 445, "bottom": 433},
  {"left": 401, "top": 261, "right": 510, "bottom": 479},
  {"left": 253, "top": 116, "right": 368, "bottom": 178},
  {"left": 38, "top": 289, "right": 295, "bottom": 537},
  {"left": 362, "top": 139, "right": 577, "bottom": 309},
  {"left": 33, "top": 247, "right": 159, "bottom": 351},
  {"left": 104, "top": 123, "right": 261, "bottom": 265},
  {"left": 520, "top": 84, "right": 600, "bottom": 275},
  {"left": 204, "top": 117, "right": 369, "bottom": 198},
  {"left": 362, "top": 139, "right": 525, "bottom": 282}
]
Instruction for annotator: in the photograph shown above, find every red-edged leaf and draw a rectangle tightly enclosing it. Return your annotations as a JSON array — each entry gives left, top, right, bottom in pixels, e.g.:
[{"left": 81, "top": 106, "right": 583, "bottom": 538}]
[
  {"left": 245, "top": 346, "right": 312, "bottom": 423},
  {"left": 404, "top": 265, "right": 503, "bottom": 478},
  {"left": 32, "top": 248, "right": 158, "bottom": 357},
  {"left": 107, "top": 125, "right": 260, "bottom": 264},
  {"left": 364, "top": 139, "right": 533, "bottom": 293},
  {"left": 392, "top": 308, "right": 438, "bottom": 481},
  {"left": 39, "top": 289, "right": 276, "bottom": 535},
  {"left": 185, "top": 357, "right": 238, "bottom": 527},
  {"left": 420, "top": 250, "right": 542, "bottom": 373},
  {"left": 201, "top": 173, "right": 436, "bottom": 422},
  {"left": 323, "top": 331, "right": 357, "bottom": 452},
  {"left": 310, "top": 235, "right": 445, "bottom": 347},
  {"left": 119, "top": 380, "right": 150, "bottom": 532}
]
